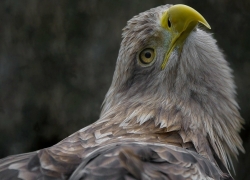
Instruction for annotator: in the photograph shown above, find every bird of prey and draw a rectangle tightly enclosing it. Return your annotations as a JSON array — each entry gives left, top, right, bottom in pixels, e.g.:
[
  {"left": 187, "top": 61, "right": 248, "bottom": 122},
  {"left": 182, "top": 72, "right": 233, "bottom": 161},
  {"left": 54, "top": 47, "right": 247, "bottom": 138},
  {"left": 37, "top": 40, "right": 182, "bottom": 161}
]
[{"left": 0, "top": 4, "right": 244, "bottom": 180}]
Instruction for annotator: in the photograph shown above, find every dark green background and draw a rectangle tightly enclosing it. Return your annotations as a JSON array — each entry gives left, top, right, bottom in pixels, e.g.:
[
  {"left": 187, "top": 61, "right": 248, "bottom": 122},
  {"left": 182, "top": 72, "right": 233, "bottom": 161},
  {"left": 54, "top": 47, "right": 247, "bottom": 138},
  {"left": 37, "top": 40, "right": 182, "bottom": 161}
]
[{"left": 0, "top": 0, "right": 249, "bottom": 179}]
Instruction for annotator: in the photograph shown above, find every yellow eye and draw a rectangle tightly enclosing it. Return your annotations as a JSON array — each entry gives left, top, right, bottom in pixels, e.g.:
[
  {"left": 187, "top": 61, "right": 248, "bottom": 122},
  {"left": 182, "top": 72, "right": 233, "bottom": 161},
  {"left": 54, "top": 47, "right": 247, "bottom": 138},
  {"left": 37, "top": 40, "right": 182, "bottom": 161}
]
[{"left": 139, "top": 48, "right": 155, "bottom": 65}]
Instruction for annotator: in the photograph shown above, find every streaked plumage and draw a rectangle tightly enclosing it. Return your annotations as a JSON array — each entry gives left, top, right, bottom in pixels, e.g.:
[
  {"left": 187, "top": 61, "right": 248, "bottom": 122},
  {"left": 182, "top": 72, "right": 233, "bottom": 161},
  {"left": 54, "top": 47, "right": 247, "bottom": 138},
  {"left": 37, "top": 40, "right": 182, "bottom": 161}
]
[{"left": 0, "top": 4, "right": 244, "bottom": 180}]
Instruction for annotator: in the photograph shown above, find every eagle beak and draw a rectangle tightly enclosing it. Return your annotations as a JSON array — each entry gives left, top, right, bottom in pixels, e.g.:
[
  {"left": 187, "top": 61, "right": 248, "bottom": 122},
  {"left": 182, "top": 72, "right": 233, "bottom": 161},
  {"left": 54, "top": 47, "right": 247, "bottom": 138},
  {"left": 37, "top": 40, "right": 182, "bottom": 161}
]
[{"left": 160, "top": 4, "right": 211, "bottom": 69}]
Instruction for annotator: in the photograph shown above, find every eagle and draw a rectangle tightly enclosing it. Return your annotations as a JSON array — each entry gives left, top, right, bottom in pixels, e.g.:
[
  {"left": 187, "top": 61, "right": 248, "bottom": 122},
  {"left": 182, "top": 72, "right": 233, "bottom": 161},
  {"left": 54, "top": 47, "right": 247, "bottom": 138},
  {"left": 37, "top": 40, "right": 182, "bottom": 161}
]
[{"left": 0, "top": 4, "right": 244, "bottom": 180}]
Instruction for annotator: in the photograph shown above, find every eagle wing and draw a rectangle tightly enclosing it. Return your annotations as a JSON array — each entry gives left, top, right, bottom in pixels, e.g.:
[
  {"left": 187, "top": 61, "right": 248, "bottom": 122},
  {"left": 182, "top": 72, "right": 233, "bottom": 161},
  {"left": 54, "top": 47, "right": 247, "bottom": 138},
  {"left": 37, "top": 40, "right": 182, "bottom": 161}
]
[
  {"left": 0, "top": 141, "right": 232, "bottom": 180},
  {"left": 69, "top": 143, "right": 232, "bottom": 180}
]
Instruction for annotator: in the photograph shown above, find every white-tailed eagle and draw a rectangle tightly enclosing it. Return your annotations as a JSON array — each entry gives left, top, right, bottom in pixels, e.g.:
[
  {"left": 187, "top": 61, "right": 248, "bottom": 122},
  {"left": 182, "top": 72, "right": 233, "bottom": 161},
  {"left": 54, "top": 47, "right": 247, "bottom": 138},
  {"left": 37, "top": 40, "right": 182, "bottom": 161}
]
[{"left": 0, "top": 4, "right": 244, "bottom": 180}]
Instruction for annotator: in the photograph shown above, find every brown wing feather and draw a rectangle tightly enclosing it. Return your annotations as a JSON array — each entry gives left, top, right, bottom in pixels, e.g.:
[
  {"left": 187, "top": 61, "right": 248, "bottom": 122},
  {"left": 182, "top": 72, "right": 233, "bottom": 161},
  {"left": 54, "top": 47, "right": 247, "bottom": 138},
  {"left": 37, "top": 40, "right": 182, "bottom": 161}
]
[
  {"left": 0, "top": 152, "right": 39, "bottom": 180},
  {"left": 0, "top": 127, "right": 233, "bottom": 180},
  {"left": 0, "top": 148, "right": 81, "bottom": 180},
  {"left": 69, "top": 142, "right": 232, "bottom": 180}
]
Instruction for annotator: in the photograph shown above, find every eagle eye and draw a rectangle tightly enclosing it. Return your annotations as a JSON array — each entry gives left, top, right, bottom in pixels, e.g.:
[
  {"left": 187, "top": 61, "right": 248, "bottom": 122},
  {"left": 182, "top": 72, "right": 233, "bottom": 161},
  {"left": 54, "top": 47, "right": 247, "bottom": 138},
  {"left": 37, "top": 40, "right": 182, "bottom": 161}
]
[{"left": 139, "top": 48, "right": 155, "bottom": 65}]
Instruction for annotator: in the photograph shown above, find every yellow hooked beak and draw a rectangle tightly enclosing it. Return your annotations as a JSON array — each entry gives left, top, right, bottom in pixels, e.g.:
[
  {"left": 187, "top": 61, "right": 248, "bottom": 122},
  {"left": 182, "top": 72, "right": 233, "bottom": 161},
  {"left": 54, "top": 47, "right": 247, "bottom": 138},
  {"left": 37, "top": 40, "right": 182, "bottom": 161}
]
[{"left": 160, "top": 4, "right": 211, "bottom": 69}]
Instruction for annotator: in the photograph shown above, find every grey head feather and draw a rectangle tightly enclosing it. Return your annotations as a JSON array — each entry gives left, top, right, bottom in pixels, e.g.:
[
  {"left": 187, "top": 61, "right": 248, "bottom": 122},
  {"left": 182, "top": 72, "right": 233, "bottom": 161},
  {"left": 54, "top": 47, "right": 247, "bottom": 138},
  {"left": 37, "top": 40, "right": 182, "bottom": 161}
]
[{"left": 101, "top": 4, "right": 244, "bottom": 171}]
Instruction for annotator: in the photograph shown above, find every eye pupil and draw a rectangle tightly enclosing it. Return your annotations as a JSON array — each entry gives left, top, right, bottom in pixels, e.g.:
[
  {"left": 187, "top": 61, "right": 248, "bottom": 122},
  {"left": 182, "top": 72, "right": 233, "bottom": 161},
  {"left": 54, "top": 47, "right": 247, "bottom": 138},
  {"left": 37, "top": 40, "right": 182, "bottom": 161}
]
[
  {"left": 168, "top": 19, "right": 171, "bottom": 28},
  {"left": 145, "top": 52, "right": 151, "bottom": 58}
]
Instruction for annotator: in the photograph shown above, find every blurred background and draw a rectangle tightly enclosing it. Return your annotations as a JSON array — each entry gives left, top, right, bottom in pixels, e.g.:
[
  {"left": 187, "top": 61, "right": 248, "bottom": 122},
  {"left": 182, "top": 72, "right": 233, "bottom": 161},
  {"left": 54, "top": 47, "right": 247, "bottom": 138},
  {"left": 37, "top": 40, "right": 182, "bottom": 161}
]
[{"left": 0, "top": 0, "right": 249, "bottom": 179}]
